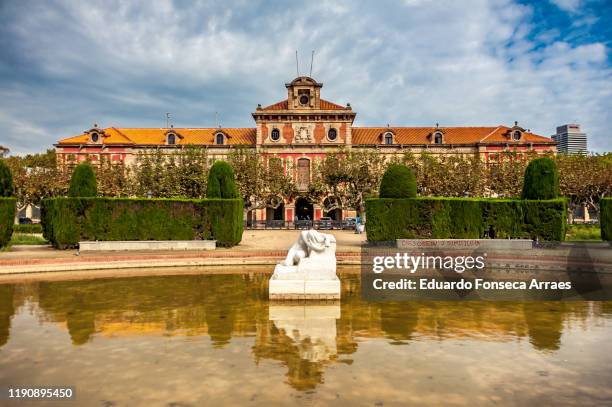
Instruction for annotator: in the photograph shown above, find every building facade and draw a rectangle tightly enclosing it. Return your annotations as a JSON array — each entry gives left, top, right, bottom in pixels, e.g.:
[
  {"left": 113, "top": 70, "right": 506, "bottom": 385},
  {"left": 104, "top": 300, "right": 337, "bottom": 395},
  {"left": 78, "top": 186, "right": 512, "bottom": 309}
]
[
  {"left": 552, "top": 124, "right": 587, "bottom": 154},
  {"left": 56, "top": 76, "right": 557, "bottom": 222}
]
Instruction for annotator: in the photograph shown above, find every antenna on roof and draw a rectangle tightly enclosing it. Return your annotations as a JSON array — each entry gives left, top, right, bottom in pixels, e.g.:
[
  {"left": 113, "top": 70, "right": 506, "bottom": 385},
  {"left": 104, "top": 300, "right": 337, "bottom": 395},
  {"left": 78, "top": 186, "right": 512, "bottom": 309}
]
[
  {"left": 165, "top": 112, "right": 171, "bottom": 128},
  {"left": 215, "top": 111, "right": 221, "bottom": 128},
  {"left": 295, "top": 50, "right": 299, "bottom": 77},
  {"left": 309, "top": 50, "right": 314, "bottom": 77}
]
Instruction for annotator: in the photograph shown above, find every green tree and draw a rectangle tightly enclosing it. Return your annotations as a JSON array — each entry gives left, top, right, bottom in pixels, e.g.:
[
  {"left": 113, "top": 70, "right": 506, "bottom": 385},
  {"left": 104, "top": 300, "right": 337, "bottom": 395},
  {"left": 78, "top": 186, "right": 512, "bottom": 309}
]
[
  {"left": 129, "top": 147, "right": 209, "bottom": 198},
  {"left": 485, "top": 151, "right": 531, "bottom": 198},
  {"left": 5, "top": 150, "right": 69, "bottom": 211},
  {"left": 207, "top": 161, "right": 238, "bottom": 198},
  {"left": 228, "top": 149, "right": 296, "bottom": 215},
  {"left": 522, "top": 157, "right": 559, "bottom": 199},
  {"left": 175, "top": 146, "right": 209, "bottom": 198},
  {"left": 68, "top": 162, "right": 97, "bottom": 197},
  {"left": 379, "top": 164, "right": 417, "bottom": 198},
  {"left": 319, "top": 149, "right": 387, "bottom": 216},
  {"left": 0, "top": 159, "right": 14, "bottom": 197},
  {"left": 96, "top": 157, "right": 131, "bottom": 197},
  {"left": 556, "top": 153, "right": 612, "bottom": 219}
]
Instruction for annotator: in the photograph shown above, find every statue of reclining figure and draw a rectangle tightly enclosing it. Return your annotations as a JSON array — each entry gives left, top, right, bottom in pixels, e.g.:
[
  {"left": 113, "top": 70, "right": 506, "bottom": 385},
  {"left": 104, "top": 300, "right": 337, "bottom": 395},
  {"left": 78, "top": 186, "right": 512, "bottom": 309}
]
[
  {"left": 282, "top": 229, "right": 336, "bottom": 267},
  {"left": 270, "top": 229, "right": 340, "bottom": 298}
]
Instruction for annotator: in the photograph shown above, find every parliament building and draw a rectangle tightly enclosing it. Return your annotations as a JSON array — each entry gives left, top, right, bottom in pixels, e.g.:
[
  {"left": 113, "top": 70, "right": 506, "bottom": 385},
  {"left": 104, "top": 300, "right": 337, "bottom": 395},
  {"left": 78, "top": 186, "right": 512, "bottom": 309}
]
[{"left": 56, "top": 76, "right": 557, "bottom": 223}]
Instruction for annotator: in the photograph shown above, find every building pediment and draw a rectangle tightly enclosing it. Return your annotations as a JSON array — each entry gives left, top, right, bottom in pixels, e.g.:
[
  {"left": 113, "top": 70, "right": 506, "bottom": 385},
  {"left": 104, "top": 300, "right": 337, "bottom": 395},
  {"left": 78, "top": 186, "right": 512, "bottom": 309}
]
[{"left": 285, "top": 76, "right": 323, "bottom": 88}]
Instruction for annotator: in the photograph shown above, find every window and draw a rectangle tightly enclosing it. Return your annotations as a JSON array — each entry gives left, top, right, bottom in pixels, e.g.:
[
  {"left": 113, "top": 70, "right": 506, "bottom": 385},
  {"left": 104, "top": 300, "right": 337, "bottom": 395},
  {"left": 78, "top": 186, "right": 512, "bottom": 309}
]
[
  {"left": 384, "top": 132, "right": 393, "bottom": 145},
  {"left": 91, "top": 132, "right": 99, "bottom": 143},
  {"left": 269, "top": 157, "right": 283, "bottom": 172},
  {"left": 299, "top": 94, "right": 309, "bottom": 105},
  {"left": 327, "top": 128, "right": 338, "bottom": 141},
  {"left": 167, "top": 134, "right": 176, "bottom": 145},
  {"left": 297, "top": 158, "right": 310, "bottom": 191},
  {"left": 216, "top": 133, "right": 224, "bottom": 145},
  {"left": 271, "top": 128, "right": 281, "bottom": 141},
  {"left": 512, "top": 131, "right": 521, "bottom": 141},
  {"left": 434, "top": 132, "right": 443, "bottom": 144}
]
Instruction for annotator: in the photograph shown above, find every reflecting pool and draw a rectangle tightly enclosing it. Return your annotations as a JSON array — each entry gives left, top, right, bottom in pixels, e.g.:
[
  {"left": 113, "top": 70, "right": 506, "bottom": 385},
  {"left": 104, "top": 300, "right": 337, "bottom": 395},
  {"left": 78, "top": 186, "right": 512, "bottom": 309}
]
[{"left": 1, "top": 269, "right": 612, "bottom": 406}]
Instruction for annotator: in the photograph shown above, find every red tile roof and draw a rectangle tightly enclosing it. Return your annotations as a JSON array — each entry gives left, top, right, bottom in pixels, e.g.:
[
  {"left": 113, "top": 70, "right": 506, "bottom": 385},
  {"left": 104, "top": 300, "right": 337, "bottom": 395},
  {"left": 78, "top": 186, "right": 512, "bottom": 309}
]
[
  {"left": 320, "top": 99, "right": 346, "bottom": 110},
  {"left": 351, "top": 126, "right": 554, "bottom": 145},
  {"left": 262, "top": 99, "right": 346, "bottom": 110},
  {"left": 57, "top": 126, "right": 553, "bottom": 147},
  {"left": 58, "top": 128, "right": 256, "bottom": 146},
  {"left": 262, "top": 100, "right": 288, "bottom": 110}
]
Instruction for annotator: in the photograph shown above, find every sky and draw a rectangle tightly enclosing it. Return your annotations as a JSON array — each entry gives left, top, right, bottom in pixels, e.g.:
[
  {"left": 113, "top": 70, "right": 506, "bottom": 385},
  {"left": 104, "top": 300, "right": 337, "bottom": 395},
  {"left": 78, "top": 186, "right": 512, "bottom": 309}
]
[{"left": 0, "top": 0, "right": 610, "bottom": 155}]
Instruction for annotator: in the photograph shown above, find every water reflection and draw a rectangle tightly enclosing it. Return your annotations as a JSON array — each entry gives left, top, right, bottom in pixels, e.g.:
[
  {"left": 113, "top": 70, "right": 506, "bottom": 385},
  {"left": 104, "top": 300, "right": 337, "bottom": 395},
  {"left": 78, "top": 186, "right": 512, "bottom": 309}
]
[
  {"left": 0, "top": 272, "right": 611, "bottom": 401},
  {"left": 0, "top": 284, "right": 14, "bottom": 347},
  {"left": 254, "top": 303, "right": 342, "bottom": 390}
]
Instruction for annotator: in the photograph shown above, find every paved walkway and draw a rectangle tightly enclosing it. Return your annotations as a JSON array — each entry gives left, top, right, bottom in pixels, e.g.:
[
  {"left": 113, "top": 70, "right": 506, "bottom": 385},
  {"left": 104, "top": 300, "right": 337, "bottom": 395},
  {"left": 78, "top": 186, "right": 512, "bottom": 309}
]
[
  {"left": 0, "top": 230, "right": 367, "bottom": 274},
  {"left": 1, "top": 231, "right": 610, "bottom": 277}
]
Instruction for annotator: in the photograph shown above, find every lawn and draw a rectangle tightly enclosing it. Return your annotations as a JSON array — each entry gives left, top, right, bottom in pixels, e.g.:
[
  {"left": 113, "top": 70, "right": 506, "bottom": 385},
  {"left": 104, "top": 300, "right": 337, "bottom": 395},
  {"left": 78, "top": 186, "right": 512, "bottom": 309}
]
[
  {"left": 9, "top": 233, "right": 49, "bottom": 245},
  {"left": 565, "top": 224, "right": 601, "bottom": 242}
]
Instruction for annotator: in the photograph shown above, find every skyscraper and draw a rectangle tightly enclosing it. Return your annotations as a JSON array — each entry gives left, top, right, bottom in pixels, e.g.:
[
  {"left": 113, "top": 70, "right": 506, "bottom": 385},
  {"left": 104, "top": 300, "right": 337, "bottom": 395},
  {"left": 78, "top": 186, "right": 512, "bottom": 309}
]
[{"left": 552, "top": 124, "right": 587, "bottom": 154}]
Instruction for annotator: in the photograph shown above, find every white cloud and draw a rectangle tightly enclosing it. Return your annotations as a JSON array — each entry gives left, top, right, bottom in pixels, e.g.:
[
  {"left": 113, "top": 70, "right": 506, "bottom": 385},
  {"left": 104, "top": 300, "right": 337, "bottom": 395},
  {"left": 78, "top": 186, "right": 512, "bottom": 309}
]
[
  {"left": 549, "top": 0, "right": 583, "bottom": 13},
  {"left": 0, "top": 0, "right": 610, "bottom": 153}
]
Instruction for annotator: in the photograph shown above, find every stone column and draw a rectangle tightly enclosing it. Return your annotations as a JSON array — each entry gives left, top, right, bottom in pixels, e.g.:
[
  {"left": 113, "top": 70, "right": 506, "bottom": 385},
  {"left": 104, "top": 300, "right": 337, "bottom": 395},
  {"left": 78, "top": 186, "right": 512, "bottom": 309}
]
[{"left": 583, "top": 204, "right": 590, "bottom": 222}]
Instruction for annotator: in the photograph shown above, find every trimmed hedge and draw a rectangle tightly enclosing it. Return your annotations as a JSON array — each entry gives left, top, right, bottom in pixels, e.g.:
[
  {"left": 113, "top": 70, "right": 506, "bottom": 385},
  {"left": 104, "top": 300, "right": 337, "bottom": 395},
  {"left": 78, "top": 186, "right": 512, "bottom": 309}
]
[
  {"left": 0, "top": 159, "right": 14, "bottom": 197},
  {"left": 41, "top": 197, "right": 243, "bottom": 249},
  {"left": 366, "top": 197, "right": 567, "bottom": 242},
  {"left": 207, "top": 161, "right": 239, "bottom": 199},
  {"left": 601, "top": 198, "right": 612, "bottom": 241},
  {"left": 522, "top": 158, "right": 559, "bottom": 200},
  {"left": 13, "top": 224, "right": 43, "bottom": 234},
  {"left": 379, "top": 164, "right": 417, "bottom": 198},
  {"left": 0, "top": 198, "right": 16, "bottom": 247},
  {"left": 68, "top": 163, "right": 97, "bottom": 197}
]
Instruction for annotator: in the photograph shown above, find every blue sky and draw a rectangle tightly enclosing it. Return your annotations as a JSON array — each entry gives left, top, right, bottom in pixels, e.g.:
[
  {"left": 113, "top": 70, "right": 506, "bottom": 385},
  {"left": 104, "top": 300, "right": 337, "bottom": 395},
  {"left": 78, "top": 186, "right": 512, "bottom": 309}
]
[{"left": 0, "top": 0, "right": 610, "bottom": 154}]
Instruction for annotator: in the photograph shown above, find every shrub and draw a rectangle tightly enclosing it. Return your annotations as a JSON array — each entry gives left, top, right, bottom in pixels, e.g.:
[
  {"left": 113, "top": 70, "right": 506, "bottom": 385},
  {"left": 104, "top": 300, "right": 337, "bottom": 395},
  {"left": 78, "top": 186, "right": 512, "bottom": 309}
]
[
  {"left": 13, "top": 224, "right": 43, "bottom": 234},
  {"left": 0, "top": 159, "right": 14, "bottom": 197},
  {"left": 521, "top": 157, "right": 559, "bottom": 200},
  {"left": 68, "top": 163, "right": 97, "bottom": 197},
  {"left": 41, "top": 197, "right": 243, "bottom": 249},
  {"left": 0, "top": 198, "right": 16, "bottom": 247},
  {"left": 379, "top": 164, "right": 417, "bottom": 198},
  {"left": 206, "top": 161, "right": 238, "bottom": 199},
  {"left": 601, "top": 198, "right": 612, "bottom": 241},
  {"left": 365, "top": 197, "right": 567, "bottom": 242}
]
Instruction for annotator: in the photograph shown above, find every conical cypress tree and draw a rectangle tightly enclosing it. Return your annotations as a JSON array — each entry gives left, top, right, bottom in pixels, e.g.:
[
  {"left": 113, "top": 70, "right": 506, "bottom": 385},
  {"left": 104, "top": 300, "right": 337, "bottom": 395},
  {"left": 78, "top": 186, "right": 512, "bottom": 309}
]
[
  {"left": 0, "top": 159, "right": 14, "bottom": 197},
  {"left": 68, "top": 162, "right": 97, "bottom": 197},
  {"left": 521, "top": 157, "right": 559, "bottom": 200},
  {"left": 379, "top": 164, "right": 417, "bottom": 198},
  {"left": 206, "top": 161, "right": 238, "bottom": 199}
]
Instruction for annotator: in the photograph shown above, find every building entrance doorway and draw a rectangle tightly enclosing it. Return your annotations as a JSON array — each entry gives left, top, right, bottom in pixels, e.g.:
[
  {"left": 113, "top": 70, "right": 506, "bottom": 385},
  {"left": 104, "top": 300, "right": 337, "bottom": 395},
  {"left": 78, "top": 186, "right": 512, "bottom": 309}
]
[
  {"left": 295, "top": 197, "right": 313, "bottom": 220},
  {"left": 266, "top": 203, "right": 285, "bottom": 221},
  {"left": 323, "top": 196, "right": 342, "bottom": 221},
  {"left": 324, "top": 208, "right": 342, "bottom": 221}
]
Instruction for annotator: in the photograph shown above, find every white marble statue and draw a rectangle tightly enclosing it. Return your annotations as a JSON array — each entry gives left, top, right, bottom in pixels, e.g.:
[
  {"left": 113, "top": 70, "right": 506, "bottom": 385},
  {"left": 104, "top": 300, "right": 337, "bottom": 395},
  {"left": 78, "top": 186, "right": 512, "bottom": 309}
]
[
  {"left": 269, "top": 229, "right": 340, "bottom": 299},
  {"left": 281, "top": 229, "right": 335, "bottom": 267}
]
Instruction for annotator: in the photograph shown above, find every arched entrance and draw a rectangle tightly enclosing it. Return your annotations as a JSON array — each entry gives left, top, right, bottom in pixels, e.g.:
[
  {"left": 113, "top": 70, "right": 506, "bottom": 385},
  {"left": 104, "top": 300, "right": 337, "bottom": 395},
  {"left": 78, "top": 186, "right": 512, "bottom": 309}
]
[
  {"left": 266, "top": 204, "right": 285, "bottom": 221},
  {"left": 323, "top": 196, "right": 342, "bottom": 221},
  {"left": 295, "top": 197, "right": 313, "bottom": 221},
  {"left": 325, "top": 208, "right": 342, "bottom": 221},
  {"left": 265, "top": 195, "right": 285, "bottom": 224}
]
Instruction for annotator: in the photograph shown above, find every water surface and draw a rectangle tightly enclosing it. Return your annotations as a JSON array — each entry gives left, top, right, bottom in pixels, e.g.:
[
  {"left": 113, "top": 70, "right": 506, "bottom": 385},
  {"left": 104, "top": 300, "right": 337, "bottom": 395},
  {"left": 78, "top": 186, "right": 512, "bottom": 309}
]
[{"left": 1, "top": 269, "right": 611, "bottom": 406}]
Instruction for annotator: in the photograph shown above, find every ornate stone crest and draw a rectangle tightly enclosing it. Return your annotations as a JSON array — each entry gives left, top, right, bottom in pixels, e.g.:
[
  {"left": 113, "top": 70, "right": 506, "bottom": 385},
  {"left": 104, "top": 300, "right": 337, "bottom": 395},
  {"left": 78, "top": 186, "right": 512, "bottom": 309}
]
[{"left": 295, "top": 126, "right": 312, "bottom": 143}]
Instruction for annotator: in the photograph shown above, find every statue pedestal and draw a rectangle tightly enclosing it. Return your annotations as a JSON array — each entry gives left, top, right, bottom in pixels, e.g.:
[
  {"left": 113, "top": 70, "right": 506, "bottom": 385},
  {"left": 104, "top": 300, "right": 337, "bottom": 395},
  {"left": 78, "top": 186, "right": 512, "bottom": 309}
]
[
  {"left": 269, "top": 230, "right": 341, "bottom": 300},
  {"left": 269, "top": 273, "right": 341, "bottom": 300}
]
